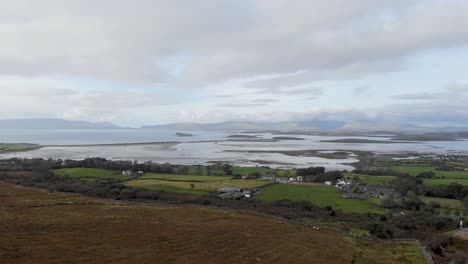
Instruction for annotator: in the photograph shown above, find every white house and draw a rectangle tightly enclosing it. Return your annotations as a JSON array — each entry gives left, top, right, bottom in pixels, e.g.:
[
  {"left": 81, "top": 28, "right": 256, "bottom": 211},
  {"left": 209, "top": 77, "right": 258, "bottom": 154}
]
[{"left": 122, "top": 170, "right": 133, "bottom": 176}]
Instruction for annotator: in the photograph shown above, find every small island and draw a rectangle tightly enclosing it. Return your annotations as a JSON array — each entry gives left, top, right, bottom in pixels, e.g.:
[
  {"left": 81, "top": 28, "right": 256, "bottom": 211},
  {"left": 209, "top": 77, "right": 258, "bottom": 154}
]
[
  {"left": 272, "top": 136, "right": 305, "bottom": 140},
  {"left": 320, "top": 138, "right": 408, "bottom": 144},
  {"left": 175, "top": 132, "right": 193, "bottom": 137},
  {"left": 0, "top": 143, "right": 41, "bottom": 153},
  {"left": 227, "top": 135, "right": 259, "bottom": 139},
  {"left": 391, "top": 133, "right": 459, "bottom": 141}
]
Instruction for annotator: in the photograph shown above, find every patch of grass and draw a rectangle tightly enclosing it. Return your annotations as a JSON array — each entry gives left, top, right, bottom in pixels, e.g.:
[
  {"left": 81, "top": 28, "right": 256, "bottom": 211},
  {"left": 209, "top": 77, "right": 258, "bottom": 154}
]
[
  {"left": 140, "top": 173, "right": 230, "bottom": 182},
  {"left": 256, "top": 184, "right": 386, "bottom": 214},
  {"left": 347, "top": 238, "right": 426, "bottom": 264},
  {"left": 423, "top": 178, "right": 468, "bottom": 186},
  {"left": 301, "top": 218, "right": 371, "bottom": 236},
  {"left": 0, "top": 143, "right": 40, "bottom": 152},
  {"left": 125, "top": 178, "right": 269, "bottom": 195},
  {"left": 420, "top": 196, "right": 463, "bottom": 210},
  {"left": 345, "top": 173, "right": 396, "bottom": 185},
  {"left": 53, "top": 168, "right": 133, "bottom": 182},
  {"left": 231, "top": 167, "right": 296, "bottom": 177},
  {"left": 391, "top": 166, "right": 468, "bottom": 179},
  {"left": 125, "top": 180, "right": 210, "bottom": 195}
]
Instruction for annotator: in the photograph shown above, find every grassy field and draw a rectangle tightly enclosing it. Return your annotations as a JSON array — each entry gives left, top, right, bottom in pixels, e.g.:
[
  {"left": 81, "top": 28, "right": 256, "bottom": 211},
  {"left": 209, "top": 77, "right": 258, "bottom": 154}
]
[
  {"left": 256, "top": 184, "right": 386, "bottom": 214},
  {"left": 140, "top": 173, "right": 230, "bottom": 182},
  {"left": 423, "top": 178, "right": 468, "bottom": 186},
  {"left": 0, "top": 182, "right": 426, "bottom": 264},
  {"left": 420, "top": 196, "right": 463, "bottom": 210},
  {"left": 182, "top": 165, "right": 296, "bottom": 177},
  {"left": 53, "top": 168, "right": 133, "bottom": 182},
  {"left": 0, "top": 143, "right": 40, "bottom": 152},
  {"left": 345, "top": 173, "right": 396, "bottom": 185},
  {"left": 391, "top": 165, "right": 468, "bottom": 179},
  {"left": 126, "top": 173, "right": 270, "bottom": 195},
  {"left": 231, "top": 167, "right": 296, "bottom": 176},
  {"left": 346, "top": 238, "right": 425, "bottom": 264}
]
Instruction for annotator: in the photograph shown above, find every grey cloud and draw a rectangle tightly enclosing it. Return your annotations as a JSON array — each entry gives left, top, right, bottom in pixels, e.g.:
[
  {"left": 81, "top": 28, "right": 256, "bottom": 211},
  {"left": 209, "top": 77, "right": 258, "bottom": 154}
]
[
  {"left": 244, "top": 61, "right": 402, "bottom": 89},
  {"left": 393, "top": 83, "right": 468, "bottom": 100},
  {"left": 1, "top": 1, "right": 468, "bottom": 86},
  {"left": 218, "top": 103, "right": 268, "bottom": 108},
  {"left": 256, "top": 87, "right": 324, "bottom": 98},
  {"left": 4, "top": 86, "right": 76, "bottom": 97},
  {"left": 353, "top": 86, "right": 372, "bottom": 96},
  {"left": 251, "top": 98, "right": 278, "bottom": 103}
]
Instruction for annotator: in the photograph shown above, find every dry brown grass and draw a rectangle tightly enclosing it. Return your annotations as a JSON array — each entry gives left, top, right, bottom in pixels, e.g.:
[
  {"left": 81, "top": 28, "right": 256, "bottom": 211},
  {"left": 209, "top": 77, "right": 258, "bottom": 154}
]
[
  {"left": 0, "top": 182, "right": 356, "bottom": 264},
  {"left": 0, "top": 182, "right": 425, "bottom": 264}
]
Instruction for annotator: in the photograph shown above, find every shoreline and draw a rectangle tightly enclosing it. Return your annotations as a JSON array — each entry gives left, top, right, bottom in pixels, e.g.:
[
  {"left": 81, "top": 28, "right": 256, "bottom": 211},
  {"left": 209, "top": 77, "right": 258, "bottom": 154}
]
[{"left": 43, "top": 140, "right": 223, "bottom": 148}]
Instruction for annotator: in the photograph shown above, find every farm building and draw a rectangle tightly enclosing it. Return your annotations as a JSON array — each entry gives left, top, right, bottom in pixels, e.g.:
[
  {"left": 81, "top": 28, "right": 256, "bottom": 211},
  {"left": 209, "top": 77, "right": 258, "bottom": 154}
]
[
  {"left": 275, "top": 177, "right": 289, "bottom": 184},
  {"left": 218, "top": 187, "right": 243, "bottom": 193},
  {"left": 261, "top": 174, "right": 276, "bottom": 181},
  {"left": 218, "top": 192, "right": 245, "bottom": 200},
  {"left": 122, "top": 170, "right": 133, "bottom": 176}
]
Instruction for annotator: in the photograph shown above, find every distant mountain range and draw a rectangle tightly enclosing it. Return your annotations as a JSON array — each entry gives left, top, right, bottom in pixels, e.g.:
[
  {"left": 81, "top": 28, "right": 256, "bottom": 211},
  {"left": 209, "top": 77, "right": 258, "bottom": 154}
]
[
  {"left": 0, "top": 119, "right": 120, "bottom": 130},
  {"left": 141, "top": 120, "right": 346, "bottom": 131},
  {"left": 1, "top": 118, "right": 468, "bottom": 132}
]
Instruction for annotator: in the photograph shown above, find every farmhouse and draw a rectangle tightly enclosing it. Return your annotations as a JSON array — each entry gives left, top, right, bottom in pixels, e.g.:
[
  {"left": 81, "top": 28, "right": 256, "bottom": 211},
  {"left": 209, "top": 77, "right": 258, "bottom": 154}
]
[
  {"left": 121, "top": 170, "right": 144, "bottom": 177},
  {"left": 122, "top": 170, "right": 133, "bottom": 176},
  {"left": 261, "top": 174, "right": 276, "bottom": 181},
  {"left": 218, "top": 192, "right": 245, "bottom": 200},
  {"left": 218, "top": 187, "right": 243, "bottom": 193},
  {"left": 275, "top": 177, "right": 289, "bottom": 184},
  {"left": 217, "top": 187, "right": 246, "bottom": 200}
]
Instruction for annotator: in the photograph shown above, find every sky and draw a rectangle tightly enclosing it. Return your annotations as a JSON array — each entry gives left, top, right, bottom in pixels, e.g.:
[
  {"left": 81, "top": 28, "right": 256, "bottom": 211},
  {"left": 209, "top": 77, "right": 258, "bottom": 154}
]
[{"left": 1, "top": 0, "right": 468, "bottom": 128}]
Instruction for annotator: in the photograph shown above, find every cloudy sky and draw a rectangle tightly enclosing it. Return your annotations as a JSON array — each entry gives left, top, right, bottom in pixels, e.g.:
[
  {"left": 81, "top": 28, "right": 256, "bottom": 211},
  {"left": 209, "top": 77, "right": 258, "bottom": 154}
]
[{"left": 1, "top": 0, "right": 468, "bottom": 127}]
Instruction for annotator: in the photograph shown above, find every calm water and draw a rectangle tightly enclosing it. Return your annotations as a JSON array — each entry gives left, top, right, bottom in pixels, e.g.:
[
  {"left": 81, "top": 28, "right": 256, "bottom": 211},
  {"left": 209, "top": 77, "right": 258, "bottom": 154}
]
[{"left": 1, "top": 129, "right": 468, "bottom": 170}]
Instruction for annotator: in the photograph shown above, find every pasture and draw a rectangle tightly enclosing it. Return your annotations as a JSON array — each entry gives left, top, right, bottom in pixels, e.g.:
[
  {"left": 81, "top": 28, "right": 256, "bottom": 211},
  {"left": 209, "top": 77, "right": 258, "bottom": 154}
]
[
  {"left": 52, "top": 168, "right": 133, "bottom": 182},
  {"left": 126, "top": 173, "right": 270, "bottom": 195},
  {"left": 391, "top": 166, "right": 468, "bottom": 179},
  {"left": 0, "top": 143, "right": 39, "bottom": 152},
  {"left": 140, "top": 173, "right": 229, "bottom": 182},
  {"left": 423, "top": 178, "right": 468, "bottom": 186},
  {"left": 231, "top": 167, "right": 296, "bottom": 176},
  {"left": 420, "top": 196, "right": 463, "bottom": 210},
  {"left": 256, "top": 184, "right": 386, "bottom": 214}
]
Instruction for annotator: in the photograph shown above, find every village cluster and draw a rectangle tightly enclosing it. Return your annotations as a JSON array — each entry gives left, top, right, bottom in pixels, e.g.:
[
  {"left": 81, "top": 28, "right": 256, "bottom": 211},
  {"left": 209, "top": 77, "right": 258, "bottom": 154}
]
[{"left": 217, "top": 173, "right": 401, "bottom": 200}]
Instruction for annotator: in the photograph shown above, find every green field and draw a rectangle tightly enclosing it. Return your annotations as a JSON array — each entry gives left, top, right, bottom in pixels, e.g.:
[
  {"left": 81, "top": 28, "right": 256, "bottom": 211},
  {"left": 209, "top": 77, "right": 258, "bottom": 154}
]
[
  {"left": 53, "top": 168, "right": 133, "bottom": 182},
  {"left": 256, "top": 184, "right": 385, "bottom": 214},
  {"left": 180, "top": 165, "right": 295, "bottom": 177},
  {"left": 420, "top": 196, "right": 463, "bottom": 210},
  {"left": 231, "top": 167, "right": 296, "bottom": 176},
  {"left": 345, "top": 173, "right": 396, "bottom": 185},
  {"left": 346, "top": 238, "right": 425, "bottom": 264},
  {"left": 126, "top": 174, "right": 270, "bottom": 195},
  {"left": 423, "top": 178, "right": 468, "bottom": 186},
  {"left": 0, "top": 143, "right": 39, "bottom": 152},
  {"left": 141, "top": 173, "right": 229, "bottom": 182},
  {"left": 391, "top": 166, "right": 468, "bottom": 179}
]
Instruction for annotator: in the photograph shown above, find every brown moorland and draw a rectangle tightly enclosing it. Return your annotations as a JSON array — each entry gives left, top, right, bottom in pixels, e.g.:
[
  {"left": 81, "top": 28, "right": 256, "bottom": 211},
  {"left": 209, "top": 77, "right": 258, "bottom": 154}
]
[{"left": 0, "top": 182, "right": 423, "bottom": 264}]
